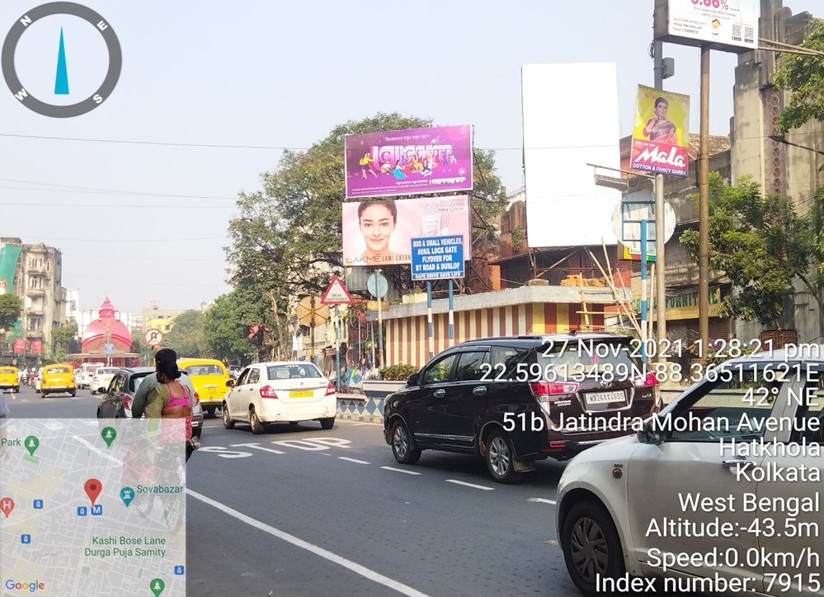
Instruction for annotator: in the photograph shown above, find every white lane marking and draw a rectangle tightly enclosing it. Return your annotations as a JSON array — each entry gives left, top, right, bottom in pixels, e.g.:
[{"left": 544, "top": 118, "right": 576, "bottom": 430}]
[
  {"left": 381, "top": 466, "right": 421, "bottom": 476},
  {"left": 445, "top": 479, "right": 494, "bottom": 491},
  {"left": 338, "top": 457, "right": 370, "bottom": 465},
  {"left": 187, "top": 489, "right": 431, "bottom": 597},
  {"left": 229, "top": 442, "right": 286, "bottom": 455},
  {"left": 528, "top": 498, "right": 557, "bottom": 505},
  {"left": 73, "top": 436, "right": 121, "bottom": 465}
]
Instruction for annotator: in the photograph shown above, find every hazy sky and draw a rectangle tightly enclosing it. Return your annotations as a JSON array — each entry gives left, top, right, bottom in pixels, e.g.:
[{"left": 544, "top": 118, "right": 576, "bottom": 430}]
[{"left": 1, "top": 0, "right": 819, "bottom": 315}]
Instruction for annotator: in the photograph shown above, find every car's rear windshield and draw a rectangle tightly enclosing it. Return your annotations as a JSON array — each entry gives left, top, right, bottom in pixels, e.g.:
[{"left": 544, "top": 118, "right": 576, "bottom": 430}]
[
  {"left": 0, "top": 368, "right": 15, "bottom": 374},
  {"left": 184, "top": 364, "right": 224, "bottom": 375},
  {"left": 267, "top": 364, "right": 322, "bottom": 380},
  {"left": 96, "top": 368, "right": 118, "bottom": 375},
  {"left": 537, "top": 340, "right": 641, "bottom": 380},
  {"left": 47, "top": 366, "right": 71, "bottom": 374},
  {"left": 130, "top": 373, "right": 153, "bottom": 393}
]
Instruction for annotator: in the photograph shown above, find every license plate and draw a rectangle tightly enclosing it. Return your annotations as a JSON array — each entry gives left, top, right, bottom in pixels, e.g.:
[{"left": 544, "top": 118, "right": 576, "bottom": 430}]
[
  {"left": 585, "top": 390, "right": 625, "bottom": 405},
  {"left": 289, "top": 390, "right": 314, "bottom": 398}
]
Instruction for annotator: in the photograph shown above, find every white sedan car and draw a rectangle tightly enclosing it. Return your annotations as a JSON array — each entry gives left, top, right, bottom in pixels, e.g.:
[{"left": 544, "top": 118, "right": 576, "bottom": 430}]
[
  {"left": 90, "top": 367, "right": 119, "bottom": 395},
  {"left": 557, "top": 348, "right": 824, "bottom": 596},
  {"left": 222, "top": 361, "right": 336, "bottom": 434}
]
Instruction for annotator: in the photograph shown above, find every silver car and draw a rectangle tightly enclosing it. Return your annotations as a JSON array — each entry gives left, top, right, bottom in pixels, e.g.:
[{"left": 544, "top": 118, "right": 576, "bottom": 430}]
[
  {"left": 557, "top": 347, "right": 824, "bottom": 596},
  {"left": 96, "top": 367, "right": 203, "bottom": 437}
]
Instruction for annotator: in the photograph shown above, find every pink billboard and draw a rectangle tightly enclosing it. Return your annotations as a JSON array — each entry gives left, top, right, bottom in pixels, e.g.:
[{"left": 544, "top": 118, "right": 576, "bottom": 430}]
[
  {"left": 344, "top": 125, "right": 473, "bottom": 199},
  {"left": 342, "top": 196, "right": 471, "bottom": 266}
]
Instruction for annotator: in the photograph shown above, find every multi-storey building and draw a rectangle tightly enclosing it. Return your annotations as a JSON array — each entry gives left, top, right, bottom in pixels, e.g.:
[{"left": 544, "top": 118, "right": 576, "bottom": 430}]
[{"left": 0, "top": 238, "right": 66, "bottom": 358}]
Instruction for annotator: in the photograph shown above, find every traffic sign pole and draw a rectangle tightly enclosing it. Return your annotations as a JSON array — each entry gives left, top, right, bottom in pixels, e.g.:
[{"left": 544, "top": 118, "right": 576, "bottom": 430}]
[
  {"left": 448, "top": 280, "right": 454, "bottom": 347},
  {"left": 640, "top": 219, "right": 648, "bottom": 361},
  {"left": 334, "top": 305, "right": 340, "bottom": 392},
  {"left": 426, "top": 282, "right": 434, "bottom": 360},
  {"left": 654, "top": 173, "right": 667, "bottom": 358}
]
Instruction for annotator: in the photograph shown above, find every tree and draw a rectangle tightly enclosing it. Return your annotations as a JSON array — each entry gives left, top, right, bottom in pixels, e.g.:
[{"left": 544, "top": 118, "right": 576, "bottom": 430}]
[
  {"left": 225, "top": 113, "right": 508, "bottom": 351},
  {"left": 52, "top": 321, "right": 79, "bottom": 354},
  {"left": 203, "top": 290, "right": 265, "bottom": 364},
  {"left": 163, "top": 310, "right": 206, "bottom": 357},
  {"left": 680, "top": 173, "right": 820, "bottom": 329},
  {"left": 774, "top": 18, "right": 824, "bottom": 133},
  {"left": 0, "top": 294, "right": 21, "bottom": 331}
]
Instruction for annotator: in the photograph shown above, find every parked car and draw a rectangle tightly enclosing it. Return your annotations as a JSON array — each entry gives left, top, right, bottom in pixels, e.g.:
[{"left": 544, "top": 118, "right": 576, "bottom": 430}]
[
  {"left": 383, "top": 332, "right": 661, "bottom": 483},
  {"left": 222, "top": 361, "right": 336, "bottom": 433},
  {"left": 556, "top": 347, "right": 824, "bottom": 596},
  {"left": 97, "top": 367, "right": 203, "bottom": 438},
  {"left": 41, "top": 364, "right": 76, "bottom": 397},
  {"left": 90, "top": 367, "right": 119, "bottom": 395},
  {"left": 0, "top": 366, "right": 19, "bottom": 393},
  {"left": 177, "top": 358, "right": 231, "bottom": 418}
]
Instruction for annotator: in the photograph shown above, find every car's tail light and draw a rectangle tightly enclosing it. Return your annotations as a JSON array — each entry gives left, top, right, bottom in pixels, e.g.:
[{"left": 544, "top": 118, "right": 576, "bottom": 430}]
[
  {"left": 260, "top": 385, "right": 279, "bottom": 399},
  {"left": 325, "top": 382, "right": 335, "bottom": 396},
  {"left": 634, "top": 373, "right": 659, "bottom": 387},
  {"left": 530, "top": 381, "right": 579, "bottom": 397},
  {"left": 122, "top": 394, "right": 133, "bottom": 410},
  {"left": 193, "top": 391, "right": 200, "bottom": 405}
]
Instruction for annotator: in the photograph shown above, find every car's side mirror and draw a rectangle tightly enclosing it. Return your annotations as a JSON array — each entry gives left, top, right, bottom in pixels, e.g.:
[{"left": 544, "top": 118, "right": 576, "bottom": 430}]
[
  {"left": 637, "top": 417, "right": 668, "bottom": 445},
  {"left": 406, "top": 373, "right": 419, "bottom": 386},
  {"left": 226, "top": 379, "right": 235, "bottom": 388}
]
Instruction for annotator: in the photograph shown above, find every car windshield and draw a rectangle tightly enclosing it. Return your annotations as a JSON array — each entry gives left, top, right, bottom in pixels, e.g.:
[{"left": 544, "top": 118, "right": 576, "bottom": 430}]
[
  {"left": 97, "top": 368, "right": 118, "bottom": 375},
  {"left": 267, "top": 364, "right": 322, "bottom": 380},
  {"left": 184, "top": 364, "right": 224, "bottom": 375},
  {"left": 131, "top": 373, "right": 154, "bottom": 393},
  {"left": 47, "top": 366, "right": 71, "bottom": 374},
  {"left": 0, "top": 368, "right": 15, "bottom": 374}
]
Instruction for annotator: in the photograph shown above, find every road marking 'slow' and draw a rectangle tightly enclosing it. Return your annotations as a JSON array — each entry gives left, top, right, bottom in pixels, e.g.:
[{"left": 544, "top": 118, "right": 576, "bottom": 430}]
[
  {"left": 445, "top": 479, "right": 494, "bottom": 491},
  {"left": 528, "top": 498, "right": 557, "bottom": 505},
  {"left": 338, "top": 457, "right": 370, "bottom": 465},
  {"left": 381, "top": 466, "right": 421, "bottom": 476},
  {"left": 187, "top": 489, "right": 430, "bottom": 597}
]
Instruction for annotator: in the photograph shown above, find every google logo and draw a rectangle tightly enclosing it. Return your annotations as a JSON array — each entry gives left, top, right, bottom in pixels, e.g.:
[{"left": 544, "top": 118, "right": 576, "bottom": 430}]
[{"left": 4, "top": 579, "right": 45, "bottom": 592}]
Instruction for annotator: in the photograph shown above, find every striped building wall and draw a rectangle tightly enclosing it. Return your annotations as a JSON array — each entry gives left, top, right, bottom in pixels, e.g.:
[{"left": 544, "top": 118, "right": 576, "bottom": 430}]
[{"left": 386, "top": 303, "right": 605, "bottom": 368}]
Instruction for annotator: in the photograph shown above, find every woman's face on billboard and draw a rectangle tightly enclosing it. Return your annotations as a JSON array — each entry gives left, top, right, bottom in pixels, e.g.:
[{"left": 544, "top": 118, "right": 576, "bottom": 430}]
[{"left": 359, "top": 204, "right": 395, "bottom": 254}]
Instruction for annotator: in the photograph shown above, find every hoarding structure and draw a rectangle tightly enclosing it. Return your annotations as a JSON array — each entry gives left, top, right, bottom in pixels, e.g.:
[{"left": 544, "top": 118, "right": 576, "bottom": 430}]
[
  {"left": 521, "top": 63, "right": 621, "bottom": 248},
  {"left": 344, "top": 125, "right": 473, "bottom": 199}
]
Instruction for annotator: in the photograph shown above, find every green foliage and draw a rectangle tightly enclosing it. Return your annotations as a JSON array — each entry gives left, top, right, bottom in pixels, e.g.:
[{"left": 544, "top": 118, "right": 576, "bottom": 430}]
[
  {"left": 380, "top": 363, "right": 417, "bottom": 381},
  {"left": 163, "top": 310, "right": 206, "bottom": 358},
  {"left": 52, "top": 321, "right": 79, "bottom": 353},
  {"left": 0, "top": 294, "right": 21, "bottom": 331},
  {"left": 225, "top": 113, "right": 509, "bottom": 356},
  {"left": 203, "top": 290, "right": 267, "bottom": 364},
  {"left": 680, "top": 173, "right": 817, "bottom": 328},
  {"left": 130, "top": 337, "right": 151, "bottom": 364},
  {"left": 774, "top": 19, "right": 824, "bottom": 132}
]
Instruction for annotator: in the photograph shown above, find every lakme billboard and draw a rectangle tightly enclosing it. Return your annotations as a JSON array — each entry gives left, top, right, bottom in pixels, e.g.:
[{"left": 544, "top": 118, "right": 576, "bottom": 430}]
[
  {"left": 630, "top": 84, "right": 690, "bottom": 177},
  {"left": 344, "top": 125, "right": 473, "bottom": 199},
  {"left": 342, "top": 196, "right": 471, "bottom": 267}
]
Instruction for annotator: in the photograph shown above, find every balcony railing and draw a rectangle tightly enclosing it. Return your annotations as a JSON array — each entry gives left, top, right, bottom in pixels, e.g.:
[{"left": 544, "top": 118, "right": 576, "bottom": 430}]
[
  {"left": 24, "top": 330, "right": 44, "bottom": 339},
  {"left": 26, "top": 287, "right": 46, "bottom": 297}
]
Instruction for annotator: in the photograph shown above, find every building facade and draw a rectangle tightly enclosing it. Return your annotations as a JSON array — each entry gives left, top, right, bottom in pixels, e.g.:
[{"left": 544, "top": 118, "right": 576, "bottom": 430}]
[{"left": 0, "top": 238, "right": 66, "bottom": 359}]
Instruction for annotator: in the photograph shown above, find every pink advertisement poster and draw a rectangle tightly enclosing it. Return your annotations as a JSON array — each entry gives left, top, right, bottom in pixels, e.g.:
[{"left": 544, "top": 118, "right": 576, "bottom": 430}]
[
  {"left": 344, "top": 125, "right": 473, "bottom": 198},
  {"left": 342, "top": 196, "right": 471, "bottom": 266}
]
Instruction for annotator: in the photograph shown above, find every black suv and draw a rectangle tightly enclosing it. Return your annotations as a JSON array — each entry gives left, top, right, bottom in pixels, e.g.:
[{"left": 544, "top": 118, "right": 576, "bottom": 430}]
[{"left": 383, "top": 332, "right": 661, "bottom": 483}]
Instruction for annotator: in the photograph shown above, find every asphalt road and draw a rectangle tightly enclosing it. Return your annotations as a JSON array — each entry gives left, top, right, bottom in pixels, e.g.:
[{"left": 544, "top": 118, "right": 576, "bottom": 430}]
[{"left": 3, "top": 385, "right": 580, "bottom": 597}]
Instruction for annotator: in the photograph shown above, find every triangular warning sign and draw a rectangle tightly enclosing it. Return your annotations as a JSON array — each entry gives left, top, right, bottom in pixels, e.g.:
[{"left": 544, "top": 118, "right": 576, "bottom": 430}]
[{"left": 321, "top": 275, "right": 353, "bottom": 305}]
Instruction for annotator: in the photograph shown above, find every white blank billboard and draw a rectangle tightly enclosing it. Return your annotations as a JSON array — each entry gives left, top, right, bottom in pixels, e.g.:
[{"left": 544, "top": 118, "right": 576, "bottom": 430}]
[{"left": 521, "top": 63, "right": 621, "bottom": 248}]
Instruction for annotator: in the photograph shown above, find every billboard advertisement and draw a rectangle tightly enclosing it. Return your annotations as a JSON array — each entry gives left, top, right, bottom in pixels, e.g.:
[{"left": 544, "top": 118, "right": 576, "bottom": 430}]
[
  {"left": 342, "top": 196, "right": 471, "bottom": 267},
  {"left": 344, "top": 125, "right": 472, "bottom": 199},
  {"left": 30, "top": 340, "right": 42, "bottom": 355},
  {"left": 630, "top": 85, "right": 690, "bottom": 177},
  {"left": 13, "top": 339, "right": 25, "bottom": 353},
  {"left": 521, "top": 63, "right": 621, "bottom": 248},
  {"left": 654, "top": 0, "right": 759, "bottom": 52}
]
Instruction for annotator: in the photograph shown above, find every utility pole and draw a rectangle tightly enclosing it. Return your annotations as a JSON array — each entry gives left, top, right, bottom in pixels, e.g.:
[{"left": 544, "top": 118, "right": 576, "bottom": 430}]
[
  {"left": 652, "top": 39, "right": 668, "bottom": 355},
  {"left": 698, "top": 46, "right": 711, "bottom": 359}
]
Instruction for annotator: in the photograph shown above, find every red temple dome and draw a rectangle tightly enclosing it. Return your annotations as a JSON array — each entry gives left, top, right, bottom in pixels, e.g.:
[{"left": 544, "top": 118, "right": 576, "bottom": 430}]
[{"left": 80, "top": 296, "right": 132, "bottom": 352}]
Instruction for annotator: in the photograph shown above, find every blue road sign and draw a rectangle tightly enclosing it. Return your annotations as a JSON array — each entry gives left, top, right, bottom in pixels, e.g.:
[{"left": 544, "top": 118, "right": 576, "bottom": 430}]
[
  {"left": 104, "top": 343, "right": 114, "bottom": 354},
  {"left": 411, "top": 235, "right": 464, "bottom": 281}
]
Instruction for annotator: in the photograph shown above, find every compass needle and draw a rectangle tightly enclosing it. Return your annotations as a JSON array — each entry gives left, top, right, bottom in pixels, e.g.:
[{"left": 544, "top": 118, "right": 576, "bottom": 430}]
[{"left": 54, "top": 27, "right": 69, "bottom": 95}]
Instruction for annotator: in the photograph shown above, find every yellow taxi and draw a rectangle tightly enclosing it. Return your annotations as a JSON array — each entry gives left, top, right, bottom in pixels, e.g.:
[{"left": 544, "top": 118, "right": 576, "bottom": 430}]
[
  {"left": 41, "top": 364, "right": 76, "bottom": 397},
  {"left": 177, "top": 358, "right": 230, "bottom": 417},
  {"left": 0, "top": 366, "right": 19, "bottom": 392}
]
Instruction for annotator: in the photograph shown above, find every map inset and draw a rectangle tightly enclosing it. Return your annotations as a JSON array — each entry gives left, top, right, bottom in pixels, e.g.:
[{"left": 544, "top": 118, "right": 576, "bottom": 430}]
[{"left": 0, "top": 419, "right": 186, "bottom": 596}]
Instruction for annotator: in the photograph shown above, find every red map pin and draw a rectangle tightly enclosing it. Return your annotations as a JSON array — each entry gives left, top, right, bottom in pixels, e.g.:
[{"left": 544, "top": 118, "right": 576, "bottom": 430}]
[
  {"left": 0, "top": 497, "right": 14, "bottom": 518},
  {"left": 84, "top": 479, "right": 102, "bottom": 506}
]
